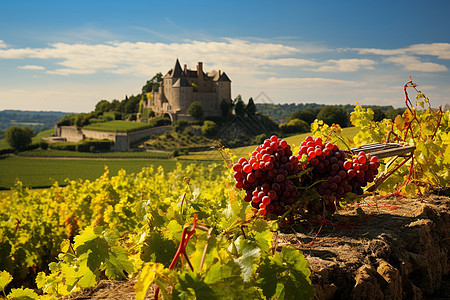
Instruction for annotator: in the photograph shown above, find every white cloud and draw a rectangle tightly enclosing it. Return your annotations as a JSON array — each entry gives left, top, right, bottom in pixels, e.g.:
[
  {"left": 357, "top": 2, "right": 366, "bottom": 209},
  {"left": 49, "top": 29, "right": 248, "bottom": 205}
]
[
  {"left": 0, "top": 40, "right": 6, "bottom": 48},
  {"left": 0, "top": 38, "right": 303, "bottom": 76},
  {"left": 353, "top": 43, "right": 450, "bottom": 60},
  {"left": 408, "top": 43, "right": 450, "bottom": 60},
  {"left": 309, "top": 59, "right": 376, "bottom": 72},
  {"left": 265, "top": 77, "right": 365, "bottom": 88},
  {"left": 18, "top": 65, "right": 45, "bottom": 70},
  {"left": 383, "top": 55, "right": 448, "bottom": 72}
]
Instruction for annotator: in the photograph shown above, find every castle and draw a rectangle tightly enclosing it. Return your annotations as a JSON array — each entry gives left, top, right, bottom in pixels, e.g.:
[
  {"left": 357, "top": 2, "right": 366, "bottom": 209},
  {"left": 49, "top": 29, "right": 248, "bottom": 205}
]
[{"left": 144, "top": 59, "right": 232, "bottom": 121}]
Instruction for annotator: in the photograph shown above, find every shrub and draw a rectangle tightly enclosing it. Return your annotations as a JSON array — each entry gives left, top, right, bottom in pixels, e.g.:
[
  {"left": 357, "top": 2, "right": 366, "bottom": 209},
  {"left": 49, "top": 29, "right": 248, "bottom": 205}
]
[{"left": 201, "top": 120, "right": 218, "bottom": 138}]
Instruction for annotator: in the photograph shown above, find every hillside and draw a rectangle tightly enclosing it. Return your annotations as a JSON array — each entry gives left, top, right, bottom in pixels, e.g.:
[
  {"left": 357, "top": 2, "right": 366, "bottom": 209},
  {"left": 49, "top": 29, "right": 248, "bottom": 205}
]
[{"left": 0, "top": 110, "right": 70, "bottom": 132}]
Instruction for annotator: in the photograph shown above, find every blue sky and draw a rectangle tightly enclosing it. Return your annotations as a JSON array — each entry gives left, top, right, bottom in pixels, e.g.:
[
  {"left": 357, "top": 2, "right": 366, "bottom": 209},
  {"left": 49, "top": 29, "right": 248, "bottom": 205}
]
[{"left": 1, "top": 0, "right": 449, "bottom": 112}]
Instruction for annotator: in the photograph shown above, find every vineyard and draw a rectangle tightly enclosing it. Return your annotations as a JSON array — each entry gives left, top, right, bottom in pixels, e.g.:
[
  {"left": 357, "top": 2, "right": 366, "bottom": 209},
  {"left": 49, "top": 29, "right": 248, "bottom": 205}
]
[{"left": 0, "top": 79, "right": 449, "bottom": 299}]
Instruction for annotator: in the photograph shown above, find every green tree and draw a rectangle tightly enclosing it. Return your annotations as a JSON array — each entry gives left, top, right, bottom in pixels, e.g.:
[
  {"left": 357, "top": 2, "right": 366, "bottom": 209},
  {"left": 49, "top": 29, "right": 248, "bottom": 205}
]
[
  {"left": 385, "top": 108, "right": 405, "bottom": 120},
  {"left": 370, "top": 107, "right": 386, "bottom": 122},
  {"left": 6, "top": 126, "right": 34, "bottom": 150},
  {"left": 220, "top": 99, "right": 232, "bottom": 118},
  {"left": 280, "top": 118, "right": 309, "bottom": 134},
  {"left": 290, "top": 108, "right": 320, "bottom": 124},
  {"left": 201, "top": 120, "right": 218, "bottom": 138},
  {"left": 234, "top": 95, "right": 245, "bottom": 116},
  {"left": 246, "top": 97, "right": 256, "bottom": 116},
  {"left": 95, "top": 100, "right": 113, "bottom": 113},
  {"left": 124, "top": 95, "right": 141, "bottom": 114},
  {"left": 142, "top": 72, "right": 163, "bottom": 94},
  {"left": 188, "top": 101, "right": 203, "bottom": 120},
  {"left": 316, "top": 105, "right": 350, "bottom": 127}
]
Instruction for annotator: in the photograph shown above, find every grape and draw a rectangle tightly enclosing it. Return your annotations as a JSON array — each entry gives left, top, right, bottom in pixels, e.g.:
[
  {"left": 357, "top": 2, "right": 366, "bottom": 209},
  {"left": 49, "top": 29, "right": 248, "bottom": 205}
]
[
  {"left": 358, "top": 155, "right": 366, "bottom": 164},
  {"left": 295, "top": 139, "right": 381, "bottom": 217},
  {"left": 234, "top": 135, "right": 300, "bottom": 216}
]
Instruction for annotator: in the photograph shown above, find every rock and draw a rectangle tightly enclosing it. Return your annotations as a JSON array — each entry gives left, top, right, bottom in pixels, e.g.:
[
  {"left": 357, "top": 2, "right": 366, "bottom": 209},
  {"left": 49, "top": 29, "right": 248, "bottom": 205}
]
[
  {"left": 351, "top": 264, "right": 384, "bottom": 300},
  {"left": 377, "top": 259, "right": 402, "bottom": 300}
]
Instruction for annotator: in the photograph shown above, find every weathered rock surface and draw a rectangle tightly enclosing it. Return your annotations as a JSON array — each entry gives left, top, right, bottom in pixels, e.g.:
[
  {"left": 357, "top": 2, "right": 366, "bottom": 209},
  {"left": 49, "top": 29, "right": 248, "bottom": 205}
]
[{"left": 278, "top": 195, "right": 449, "bottom": 300}]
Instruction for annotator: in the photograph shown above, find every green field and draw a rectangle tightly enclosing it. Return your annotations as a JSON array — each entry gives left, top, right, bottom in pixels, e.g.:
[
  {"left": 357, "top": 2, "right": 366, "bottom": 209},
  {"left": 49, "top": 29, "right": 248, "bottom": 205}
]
[
  {"left": 0, "top": 156, "right": 216, "bottom": 189},
  {"left": 18, "top": 149, "right": 172, "bottom": 159},
  {"left": 0, "top": 127, "right": 360, "bottom": 189},
  {"left": 83, "top": 120, "right": 154, "bottom": 132},
  {"left": 178, "top": 126, "right": 360, "bottom": 161}
]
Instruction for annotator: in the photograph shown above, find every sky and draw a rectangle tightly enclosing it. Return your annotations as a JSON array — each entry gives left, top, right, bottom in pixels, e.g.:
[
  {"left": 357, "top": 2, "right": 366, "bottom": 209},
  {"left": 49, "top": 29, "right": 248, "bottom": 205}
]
[{"left": 0, "top": 0, "right": 449, "bottom": 113}]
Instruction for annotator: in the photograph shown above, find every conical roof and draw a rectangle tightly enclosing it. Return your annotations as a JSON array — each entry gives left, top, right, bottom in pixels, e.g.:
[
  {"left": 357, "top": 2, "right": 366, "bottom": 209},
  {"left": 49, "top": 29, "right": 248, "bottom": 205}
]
[{"left": 172, "top": 59, "right": 183, "bottom": 77}]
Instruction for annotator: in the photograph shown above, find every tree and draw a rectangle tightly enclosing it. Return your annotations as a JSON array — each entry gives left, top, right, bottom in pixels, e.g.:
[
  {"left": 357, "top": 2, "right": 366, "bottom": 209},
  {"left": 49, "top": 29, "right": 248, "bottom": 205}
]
[
  {"left": 123, "top": 95, "right": 141, "bottom": 114},
  {"left": 220, "top": 99, "right": 232, "bottom": 118},
  {"left": 234, "top": 95, "right": 245, "bottom": 116},
  {"left": 201, "top": 120, "right": 218, "bottom": 138},
  {"left": 290, "top": 108, "right": 320, "bottom": 125},
  {"left": 316, "top": 106, "right": 350, "bottom": 127},
  {"left": 142, "top": 72, "right": 163, "bottom": 94},
  {"left": 385, "top": 108, "right": 405, "bottom": 120},
  {"left": 370, "top": 107, "right": 386, "bottom": 122},
  {"left": 95, "top": 100, "right": 113, "bottom": 113},
  {"left": 6, "top": 126, "right": 34, "bottom": 150},
  {"left": 188, "top": 101, "right": 203, "bottom": 120},
  {"left": 280, "top": 118, "right": 309, "bottom": 134},
  {"left": 246, "top": 97, "right": 256, "bottom": 116}
]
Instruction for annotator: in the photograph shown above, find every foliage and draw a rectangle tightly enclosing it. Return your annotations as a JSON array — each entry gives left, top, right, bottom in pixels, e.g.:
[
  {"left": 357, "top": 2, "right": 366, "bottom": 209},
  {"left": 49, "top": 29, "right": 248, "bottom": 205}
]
[
  {"left": 350, "top": 78, "right": 449, "bottom": 195},
  {"left": 0, "top": 162, "right": 313, "bottom": 299},
  {"left": 82, "top": 120, "right": 156, "bottom": 133},
  {"left": 172, "top": 120, "right": 189, "bottom": 133},
  {"left": 201, "top": 120, "right": 218, "bottom": 138},
  {"left": 280, "top": 118, "right": 310, "bottom": 134},
  {"left": 290, "top": 108, "right": 321, "bottom": 125},
  {"left": 142, "top": 72, "right": 163, "bottom": 94},
  {"left": 220, "top": 99, "right": 232, "bottom": 117},
  {"left": 316, "top": 105, "right": 350, "bottom": 127},
  {"left": 187, "top": 101, "right": 203, "bottom": 120},
  {"left": 234, "top": 96, "right": 246, "bottom": 116},
  {"left": 5, "top": 126, "right": 34, "bottom": 150},
  {"left": 246, "top": 97, "right": 256, "bottom": 116}
]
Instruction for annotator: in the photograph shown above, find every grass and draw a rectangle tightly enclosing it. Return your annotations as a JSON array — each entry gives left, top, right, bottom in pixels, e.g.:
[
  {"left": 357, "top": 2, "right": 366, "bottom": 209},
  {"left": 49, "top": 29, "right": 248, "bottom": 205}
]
[
  {"left": 83, "top": 120, "right": 154, "bottom": 133},
  {"left": 0, "top": 156, "right": 215, "bottom": 189},
  {"left": 0, "top": 128, "right": 53, "bottom": 150},
  {"left": 18, "top": 149, "right": 172, "bottom": 159},
  {"left": 178, "top": 126, "right": 360, "bottom": 161}
]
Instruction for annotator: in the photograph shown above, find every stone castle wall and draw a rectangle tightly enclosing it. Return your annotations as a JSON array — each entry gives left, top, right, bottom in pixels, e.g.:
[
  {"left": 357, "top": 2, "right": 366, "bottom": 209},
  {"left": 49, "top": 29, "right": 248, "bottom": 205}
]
[{"left": 56, "top": 125, "right": 172, "bottom": 152}]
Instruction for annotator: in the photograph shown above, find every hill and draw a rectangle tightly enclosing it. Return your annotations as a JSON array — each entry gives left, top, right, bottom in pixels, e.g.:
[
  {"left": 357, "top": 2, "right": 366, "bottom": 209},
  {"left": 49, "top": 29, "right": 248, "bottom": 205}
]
[{"left": 0, "top": 110, "right": 71, "bottom": 132}]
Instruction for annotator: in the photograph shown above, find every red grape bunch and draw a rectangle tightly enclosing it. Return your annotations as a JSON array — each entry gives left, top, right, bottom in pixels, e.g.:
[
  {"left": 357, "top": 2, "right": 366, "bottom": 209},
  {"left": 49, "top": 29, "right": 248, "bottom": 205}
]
[
  {"left": 233, "top": 135, "right": 300, "bottom": 216},
  {"left": 297, "top": 136, "right": 380, "bottom": 215}
]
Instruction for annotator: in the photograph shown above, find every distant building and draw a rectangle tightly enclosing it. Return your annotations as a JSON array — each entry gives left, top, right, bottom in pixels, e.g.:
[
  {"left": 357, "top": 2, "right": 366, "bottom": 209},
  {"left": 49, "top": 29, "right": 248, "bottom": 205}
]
[{"left": 144, "top": 59, "right": 232, "bottom": 121}]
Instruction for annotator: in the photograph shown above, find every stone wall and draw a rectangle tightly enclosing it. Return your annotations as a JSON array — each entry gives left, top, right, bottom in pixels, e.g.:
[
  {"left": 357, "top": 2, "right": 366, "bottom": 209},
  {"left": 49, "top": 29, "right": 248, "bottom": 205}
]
[{"left": 56, "top": 125, "right": 172, "bottom": 152}]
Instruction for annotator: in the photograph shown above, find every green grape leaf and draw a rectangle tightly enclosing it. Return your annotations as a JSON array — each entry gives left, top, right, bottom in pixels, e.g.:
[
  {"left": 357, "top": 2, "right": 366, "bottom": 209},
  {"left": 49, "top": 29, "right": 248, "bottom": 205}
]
[
  {"left": 258, "top": 258, "right": 282, "bottom": 299},
  {"left": 174, "top": 272, "right": 216, "bottom": 300},
  {"left": 251, "top": 218, "right": 269, "bottom": 233},
  {"left": 163, "top": 220, "right": 183, "bottom": 242},
  {"left": 0, "top": 270, "right": 13, "bottom": 293},
  {"left": 235, "top": 239, "right": 260, "bottom": 282},
  {"left": 74, "top": 227, "right": 109, "bottom": 272},
  {"left": 76, "top": 262, "right": 98, "bottom": 288},
  {"left": 104, "top": 246, "right": 134, "bottom": 280},
  {"left": 6, "top": 288, "right": 39, "bottom": 300},
  {"left": 204, "top": 261, "right": 241, "bottom": 284},
  {"left": 140, "top": 232, "right": 177, "bottom": 267}
]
